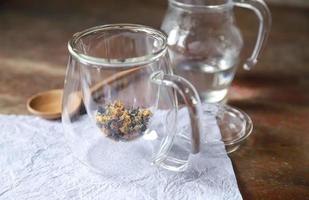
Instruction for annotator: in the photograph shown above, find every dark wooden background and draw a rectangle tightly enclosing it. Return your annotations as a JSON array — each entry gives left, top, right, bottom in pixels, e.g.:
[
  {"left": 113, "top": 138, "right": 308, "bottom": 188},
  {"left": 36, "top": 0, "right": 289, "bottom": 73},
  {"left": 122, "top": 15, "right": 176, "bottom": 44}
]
[{"left": 0, "top": 0, "right": 308, "bottom": 199}]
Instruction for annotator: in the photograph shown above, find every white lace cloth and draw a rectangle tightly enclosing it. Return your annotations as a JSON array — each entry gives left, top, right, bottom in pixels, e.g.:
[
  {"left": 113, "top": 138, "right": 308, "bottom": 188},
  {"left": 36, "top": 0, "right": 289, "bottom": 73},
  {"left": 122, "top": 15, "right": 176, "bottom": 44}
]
[{"left": 0, "top": 114, "right": 242, "bottom": 200}]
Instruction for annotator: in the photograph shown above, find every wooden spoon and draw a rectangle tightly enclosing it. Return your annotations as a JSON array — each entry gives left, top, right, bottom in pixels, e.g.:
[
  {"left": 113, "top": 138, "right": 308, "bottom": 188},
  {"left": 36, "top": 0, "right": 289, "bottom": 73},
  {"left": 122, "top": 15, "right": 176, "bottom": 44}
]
[
  {"left": 27, "top": 89, "right": 65, "bottom": 120},
  {"left": 27, "top": 67, "right": 143, "bottom": 120}
]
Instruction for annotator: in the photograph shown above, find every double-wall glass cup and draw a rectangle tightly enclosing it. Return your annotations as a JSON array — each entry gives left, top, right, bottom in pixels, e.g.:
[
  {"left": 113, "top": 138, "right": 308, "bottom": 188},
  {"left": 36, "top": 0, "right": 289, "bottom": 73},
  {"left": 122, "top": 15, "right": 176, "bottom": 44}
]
[{"left": 62, "top": 24, "right": 204, "bottom": 175}]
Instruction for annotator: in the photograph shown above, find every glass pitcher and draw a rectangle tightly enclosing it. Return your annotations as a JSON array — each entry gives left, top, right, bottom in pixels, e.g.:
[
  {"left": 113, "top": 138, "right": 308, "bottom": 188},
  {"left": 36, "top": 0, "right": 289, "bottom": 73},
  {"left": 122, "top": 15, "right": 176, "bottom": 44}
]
[
  {"left": 62, "top": 24, "right": 204, "bottom": 175},
  {"left": 161, "top": 0, "right": 271, "bottom": 103}
]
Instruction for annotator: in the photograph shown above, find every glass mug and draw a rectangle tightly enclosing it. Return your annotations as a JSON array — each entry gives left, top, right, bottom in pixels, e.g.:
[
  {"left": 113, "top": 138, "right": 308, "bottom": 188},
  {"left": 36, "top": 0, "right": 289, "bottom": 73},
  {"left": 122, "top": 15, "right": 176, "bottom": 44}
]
[
  {"left": 161, "top": 0, "right": 271, "bottom": 103},
  {"left": 62, "top": 24, "right": 204, "bottom": 175}
]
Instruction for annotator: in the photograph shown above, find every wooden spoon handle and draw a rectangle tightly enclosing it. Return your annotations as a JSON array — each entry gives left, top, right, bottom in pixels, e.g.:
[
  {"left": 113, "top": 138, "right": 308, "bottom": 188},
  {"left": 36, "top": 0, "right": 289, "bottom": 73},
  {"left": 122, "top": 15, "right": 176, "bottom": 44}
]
[{"left": 90, "top": 66, "right": 143, "bottom": 95}]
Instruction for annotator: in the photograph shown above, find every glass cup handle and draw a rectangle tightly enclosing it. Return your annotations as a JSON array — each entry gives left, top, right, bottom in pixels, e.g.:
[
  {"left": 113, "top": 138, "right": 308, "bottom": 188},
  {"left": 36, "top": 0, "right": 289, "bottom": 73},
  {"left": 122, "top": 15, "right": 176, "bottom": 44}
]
[
  {"left": 233, "top": 0, "right": 272, "bottom": 70},
  {"left": 151, "top": 71, "right": 202, "bottom": 154}
]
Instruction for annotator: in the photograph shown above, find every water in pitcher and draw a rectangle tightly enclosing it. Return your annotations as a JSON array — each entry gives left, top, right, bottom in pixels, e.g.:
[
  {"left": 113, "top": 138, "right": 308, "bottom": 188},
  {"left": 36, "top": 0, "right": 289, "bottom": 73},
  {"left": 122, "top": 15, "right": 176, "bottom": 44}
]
[
  {"left": 170, "top": 48, "right": 238, "bottom": 103},
  {"left": 175, "top": 61, "right": 236, "bottom": 103}
]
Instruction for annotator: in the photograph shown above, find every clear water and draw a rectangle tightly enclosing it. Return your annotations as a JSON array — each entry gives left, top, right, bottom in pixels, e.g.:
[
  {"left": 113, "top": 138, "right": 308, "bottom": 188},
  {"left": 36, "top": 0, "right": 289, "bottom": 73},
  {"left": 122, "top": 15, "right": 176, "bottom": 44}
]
[{"left": 174, "top": 60, "right": 237, "bottom": 103}]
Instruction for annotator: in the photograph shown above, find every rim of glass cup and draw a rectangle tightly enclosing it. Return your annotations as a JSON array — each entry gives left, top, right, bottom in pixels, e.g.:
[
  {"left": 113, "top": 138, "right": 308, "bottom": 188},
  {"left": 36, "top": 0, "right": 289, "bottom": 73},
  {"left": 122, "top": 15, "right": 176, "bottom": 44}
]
[
  {"left": 68, "top": 24, "right": 168, "bottom": 67},
  {"left": 169, "top": 0, "right": 233, "bottom": 10}
]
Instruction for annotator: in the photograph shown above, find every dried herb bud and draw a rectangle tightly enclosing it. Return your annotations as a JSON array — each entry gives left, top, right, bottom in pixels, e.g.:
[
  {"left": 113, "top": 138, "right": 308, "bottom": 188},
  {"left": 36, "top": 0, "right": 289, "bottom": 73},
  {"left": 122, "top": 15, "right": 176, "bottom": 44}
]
[
  {"left": 97, "top": 106, "right": 106, "bottom": 114},
  {"left": 95, "top": 101, "right": 152, "bottom": 142}
]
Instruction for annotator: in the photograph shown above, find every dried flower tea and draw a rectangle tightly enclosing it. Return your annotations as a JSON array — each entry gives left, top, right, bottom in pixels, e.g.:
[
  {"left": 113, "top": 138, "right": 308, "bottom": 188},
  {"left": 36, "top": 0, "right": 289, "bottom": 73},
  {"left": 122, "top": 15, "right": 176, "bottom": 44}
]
[{"left": 95, "top": 101, "right": 152, "bottom": 141}]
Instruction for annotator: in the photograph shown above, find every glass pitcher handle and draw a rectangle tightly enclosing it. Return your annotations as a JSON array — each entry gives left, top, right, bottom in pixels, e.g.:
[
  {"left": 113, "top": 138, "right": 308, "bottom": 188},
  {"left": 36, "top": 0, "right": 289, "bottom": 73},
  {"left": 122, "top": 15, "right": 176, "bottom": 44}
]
[
  {"left": 151, "top": 71, "right": 202, "bottom": 154},
  {"left": 233, "top": 0, "right": 272, "bottom": 70}
]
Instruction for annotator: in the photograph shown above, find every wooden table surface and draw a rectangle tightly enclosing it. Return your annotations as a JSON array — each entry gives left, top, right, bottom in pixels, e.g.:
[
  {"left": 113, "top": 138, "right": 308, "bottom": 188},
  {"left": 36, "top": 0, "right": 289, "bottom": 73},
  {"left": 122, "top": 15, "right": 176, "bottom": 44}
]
[{"left": 0, "top": 1, "right": 308, "bottom": 199}]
